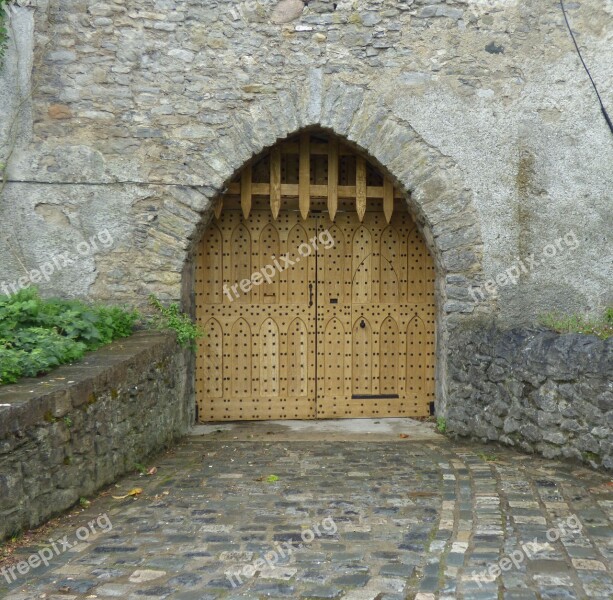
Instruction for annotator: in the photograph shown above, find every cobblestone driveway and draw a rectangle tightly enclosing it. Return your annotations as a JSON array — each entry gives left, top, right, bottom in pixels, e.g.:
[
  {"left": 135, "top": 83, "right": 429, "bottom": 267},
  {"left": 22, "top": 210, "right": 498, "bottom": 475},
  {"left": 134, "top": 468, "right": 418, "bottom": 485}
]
[{"left": 2, "top": 438, "right": 612, "bottom": 600}]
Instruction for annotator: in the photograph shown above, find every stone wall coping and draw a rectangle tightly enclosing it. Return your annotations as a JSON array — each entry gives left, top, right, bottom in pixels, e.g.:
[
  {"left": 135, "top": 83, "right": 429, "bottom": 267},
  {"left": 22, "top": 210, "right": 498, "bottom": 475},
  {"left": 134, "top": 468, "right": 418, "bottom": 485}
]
[{"left": 0, "top": 332, "right": 177, "bottom": 439}]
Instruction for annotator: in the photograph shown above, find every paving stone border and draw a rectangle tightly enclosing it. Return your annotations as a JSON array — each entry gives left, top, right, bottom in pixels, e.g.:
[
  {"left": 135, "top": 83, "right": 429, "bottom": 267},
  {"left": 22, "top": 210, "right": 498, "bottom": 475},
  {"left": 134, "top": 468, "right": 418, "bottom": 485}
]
[
  {"left": 0, "top": 332, "right": 191, "bottom": 541},
  {"left": 447, "top": 321, "right": 613, "bottom": 472}
]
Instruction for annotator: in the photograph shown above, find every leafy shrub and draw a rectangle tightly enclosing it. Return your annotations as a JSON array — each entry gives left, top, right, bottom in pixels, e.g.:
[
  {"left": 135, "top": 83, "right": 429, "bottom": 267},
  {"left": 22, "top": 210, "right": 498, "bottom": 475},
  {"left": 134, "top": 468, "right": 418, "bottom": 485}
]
[
  {"left": 539, "top": 308, "right": 613, "bottom": 340},
  {"left": 0, "top": 288, "right": 139, "bottom": 385},
  {"left": 147, "top": 295, "right": 204, "bottom": 350},
  {"left": 0, "top": 1, "right": 14, "bottom": 62}
]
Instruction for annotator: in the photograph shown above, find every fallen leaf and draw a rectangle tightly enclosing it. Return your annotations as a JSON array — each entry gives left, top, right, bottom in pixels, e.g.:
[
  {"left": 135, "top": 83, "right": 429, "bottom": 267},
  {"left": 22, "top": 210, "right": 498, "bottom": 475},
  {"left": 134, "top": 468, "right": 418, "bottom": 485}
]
[
  {"left": 147, "top": 467, "right": 158, "bottom": 476},
  {"left": 399, "top": 434, "right": 409, "bottom": 438},
  {"left": 112, "top": 488, "right": 143, "bottom": 500}
]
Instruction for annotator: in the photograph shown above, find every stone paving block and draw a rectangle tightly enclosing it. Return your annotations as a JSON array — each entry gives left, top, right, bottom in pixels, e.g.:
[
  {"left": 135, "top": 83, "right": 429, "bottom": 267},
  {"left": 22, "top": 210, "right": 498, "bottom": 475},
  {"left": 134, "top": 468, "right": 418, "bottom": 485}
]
[
  {"left": 129, "top": 569, "right": 167, "bottom": 583},
  {"left": 378, "top": 563, "right": 415, "bottom": 577},
  {"left": 538, "top": 588, "right": 579, "bottom": 600},
  {"left": 300, "top": 585, "right": 343, "bottom": 598},
  {"left": 571, "top": 558, "right": 607, "bottom": 570},
  {"left": 258, "top": 565, "right": 298, "bottom": 580},
  {"left": 341, "top": 591, "right": 380, "bottom": 600},
  {"left": 251, "top": 582, "right": 296, "bottom": 596},
  {"left": 332, "top": 572, "right": 370, "bottom": 587},
  {"left": 503, "top": 591, "right": 539, "bottom": 600},
  {"left": 96, "top": 583, "right": 140, "bottom": 597}
]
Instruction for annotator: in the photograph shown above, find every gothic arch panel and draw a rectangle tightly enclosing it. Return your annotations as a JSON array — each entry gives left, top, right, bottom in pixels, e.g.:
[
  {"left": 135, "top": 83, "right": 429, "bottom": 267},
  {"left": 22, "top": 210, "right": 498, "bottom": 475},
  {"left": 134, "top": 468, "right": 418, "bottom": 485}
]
[
  {"left": 323, "top": 317, "right": 345, "bottom": 398},
  {"left": 380, "top": 226, "right": 401, "bottom": 303},
  {"left": 258, "top": 223, "right": 280, "bottom": 304},
  {"left": 379, "top": 316, "right": 399, "bottom": 395},
  {"left": 287, "top": 318, "right": 308, "bottom": 397},
  {"left": 259, "top": 318, "right": 280, "bottom": 398},
  {"left": 352, "top": 226, "right": 373, "bottom": 304},
  {"left": 232, "top": 318, "right": 252, "bottom": 398},
  {"left": 287, "top": 223, "right": 310, "bottom": 305},
  {"left": 231, "top": 224, "right": 252, "bottom": 304},
  {"left": 352, "top": 316, "right": 372, "bottom": 396}
]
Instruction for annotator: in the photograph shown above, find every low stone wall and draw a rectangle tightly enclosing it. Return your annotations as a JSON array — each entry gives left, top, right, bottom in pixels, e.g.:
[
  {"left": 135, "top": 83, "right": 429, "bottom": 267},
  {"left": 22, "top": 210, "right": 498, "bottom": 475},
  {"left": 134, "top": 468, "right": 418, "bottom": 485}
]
[
  {"left": 447, "top": 323, "right": 613, "bottom": 471},
  {"left": 0, "top": 332, "right": 192, "bottom": 540}
]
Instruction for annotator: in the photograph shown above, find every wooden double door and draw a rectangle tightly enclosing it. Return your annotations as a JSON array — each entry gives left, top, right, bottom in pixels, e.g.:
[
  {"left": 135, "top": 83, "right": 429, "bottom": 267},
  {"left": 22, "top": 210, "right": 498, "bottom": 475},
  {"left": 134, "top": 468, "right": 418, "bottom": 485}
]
[{"left": 195, "top": 197, "right": 436, "bottom": 421}]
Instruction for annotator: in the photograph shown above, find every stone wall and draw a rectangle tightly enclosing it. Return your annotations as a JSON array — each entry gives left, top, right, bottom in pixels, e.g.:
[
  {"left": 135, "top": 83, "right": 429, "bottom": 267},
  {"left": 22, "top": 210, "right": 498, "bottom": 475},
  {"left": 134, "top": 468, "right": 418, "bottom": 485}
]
[
  {"left": 447, "top": 323, "right": 613, "bottom": 471},
  {"left": 0, "top": 0, "right": 611, "bottom": 418},
  {"left": 0, "top": 332, "right": 192, "bottom": 541}
]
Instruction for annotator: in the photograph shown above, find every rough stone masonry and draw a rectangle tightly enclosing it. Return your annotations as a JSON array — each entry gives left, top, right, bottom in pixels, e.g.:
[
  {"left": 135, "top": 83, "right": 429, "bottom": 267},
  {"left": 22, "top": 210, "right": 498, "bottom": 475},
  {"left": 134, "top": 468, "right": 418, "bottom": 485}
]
[{"left": 0, "top": 1, "right": 611, "bottom": 466}]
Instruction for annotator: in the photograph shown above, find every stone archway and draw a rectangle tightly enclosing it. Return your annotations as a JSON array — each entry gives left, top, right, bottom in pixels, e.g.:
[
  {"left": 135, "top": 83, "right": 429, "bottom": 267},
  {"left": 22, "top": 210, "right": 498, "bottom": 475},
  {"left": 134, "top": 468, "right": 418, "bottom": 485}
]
[
  {"left": 151, "top": 79, "right": 485, "bottom": 414},
  {"left": 194, "top": 129, "right": 439, "bottom": 421}
]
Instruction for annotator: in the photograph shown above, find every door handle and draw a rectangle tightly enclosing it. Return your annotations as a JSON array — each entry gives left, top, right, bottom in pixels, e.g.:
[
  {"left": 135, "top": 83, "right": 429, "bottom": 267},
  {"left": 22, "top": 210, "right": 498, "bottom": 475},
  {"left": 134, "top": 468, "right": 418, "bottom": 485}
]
[{"left": 309, "top": 283, "right": 314, "bottom": 307}]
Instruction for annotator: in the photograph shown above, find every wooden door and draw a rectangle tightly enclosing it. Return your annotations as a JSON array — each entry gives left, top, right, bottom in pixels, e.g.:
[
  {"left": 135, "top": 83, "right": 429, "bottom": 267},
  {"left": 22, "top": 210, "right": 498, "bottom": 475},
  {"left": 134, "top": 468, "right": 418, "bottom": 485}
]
[
  {"left": 195, "top": 130, "right": 435, "bottom": 421},
  {"left": 315, "top": 203, "right": 436, "bottom": 418},
  {"left": 196, "top": 203, "right": 317, "bottom": 421}
]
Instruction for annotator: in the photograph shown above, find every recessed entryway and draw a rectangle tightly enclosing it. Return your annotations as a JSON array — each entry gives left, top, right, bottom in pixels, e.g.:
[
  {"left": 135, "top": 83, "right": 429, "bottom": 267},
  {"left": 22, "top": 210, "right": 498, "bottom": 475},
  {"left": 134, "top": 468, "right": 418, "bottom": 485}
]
[{"left": 195, "top": 131, "right": 436, "bottom": 421}]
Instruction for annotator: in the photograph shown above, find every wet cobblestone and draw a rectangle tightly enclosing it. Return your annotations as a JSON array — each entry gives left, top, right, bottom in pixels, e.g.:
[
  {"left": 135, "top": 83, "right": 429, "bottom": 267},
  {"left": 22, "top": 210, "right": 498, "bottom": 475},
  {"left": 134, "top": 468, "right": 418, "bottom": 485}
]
[{"left": 1, "top": 439, "right": 612, "bottom": 599}]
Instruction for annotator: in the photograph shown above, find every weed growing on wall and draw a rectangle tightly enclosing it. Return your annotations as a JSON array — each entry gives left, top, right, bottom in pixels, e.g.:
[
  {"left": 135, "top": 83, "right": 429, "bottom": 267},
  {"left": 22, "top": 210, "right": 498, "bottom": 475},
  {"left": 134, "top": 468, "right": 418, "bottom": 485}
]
[
  {"left": 0, "top": 288, "right": 139, "bottom": 384},
  {"left": 539, "top": 307, "right": 613, "bottom": 340},
  {"left": 0, "top": 0, "right": 15, "bottom": 62},
  {"left": 147, "top": 295, "right": 204, "bottom": 350}
]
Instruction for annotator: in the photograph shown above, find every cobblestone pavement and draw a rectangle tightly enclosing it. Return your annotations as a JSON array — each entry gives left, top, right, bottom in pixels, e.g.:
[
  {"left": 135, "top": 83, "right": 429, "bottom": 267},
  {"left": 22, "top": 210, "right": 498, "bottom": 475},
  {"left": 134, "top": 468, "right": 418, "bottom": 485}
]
[{"left": 2, "top": 438, "right": 613, "bottom": 600}]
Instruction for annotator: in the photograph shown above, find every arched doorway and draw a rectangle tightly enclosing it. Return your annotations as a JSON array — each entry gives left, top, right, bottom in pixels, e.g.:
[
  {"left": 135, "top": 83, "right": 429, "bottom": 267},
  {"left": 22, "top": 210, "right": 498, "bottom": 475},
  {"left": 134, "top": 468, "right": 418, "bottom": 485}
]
[{"left": 195, "top": 130, "right": 435, "bottom": 421}]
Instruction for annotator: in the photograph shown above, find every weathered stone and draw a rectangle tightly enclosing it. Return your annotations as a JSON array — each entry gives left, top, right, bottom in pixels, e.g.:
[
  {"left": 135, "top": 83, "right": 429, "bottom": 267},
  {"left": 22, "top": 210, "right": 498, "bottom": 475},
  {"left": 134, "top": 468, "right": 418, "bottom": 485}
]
[
  {"left": 270, "top": 0, "right": 305, "bottom": 24},
  {"left": 48, "top": 104, "right": 72, "bottom": 119},
  {"left": 542, "top": 431, "right": 567, "bottom": 446}
]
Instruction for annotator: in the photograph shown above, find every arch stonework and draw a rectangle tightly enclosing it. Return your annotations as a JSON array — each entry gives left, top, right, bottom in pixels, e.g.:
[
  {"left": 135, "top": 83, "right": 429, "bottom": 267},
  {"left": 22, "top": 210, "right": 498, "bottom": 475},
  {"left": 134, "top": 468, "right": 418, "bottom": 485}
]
[{"left": 160, "top": 77, "right": 486, "bottom": 412}]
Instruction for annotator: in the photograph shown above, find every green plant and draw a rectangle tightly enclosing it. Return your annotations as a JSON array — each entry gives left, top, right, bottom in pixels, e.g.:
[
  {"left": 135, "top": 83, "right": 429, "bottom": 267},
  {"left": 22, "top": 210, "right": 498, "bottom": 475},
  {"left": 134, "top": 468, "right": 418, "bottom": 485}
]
[
  {"left": 0, "top": 2, "right": 7, "bottom": 56},
  {"left": 134, "top": 463, "right": 146, "bottom": 475},
  {"left": 9, "top": 532, "right": 21, "bottom": 544},
  {"left": 0, "top": 288, "right": 139, "bottom": 385},
  {"left": 539, "top": 308, "right": 613, "bottom": 340},
  {"left": 0, "top": 1, "right": 14, "bottom": 62},
  {"left": 436, "top": 417, "right": 447, "bottom": 434},
  {"left": 477, "top": 451, "right": 498, "bottom": 462},
  {"left": 63, "top": 416, "right": 73, "bottom": 428},
  {"left": 582, "top": 451, "right": 601, "bottom": 464},
  {"left": 79, "top": 497, "right": 91, "bottom": 508},
  {"left": 147, "top": 295, "right": 204, "bottom": 350}
]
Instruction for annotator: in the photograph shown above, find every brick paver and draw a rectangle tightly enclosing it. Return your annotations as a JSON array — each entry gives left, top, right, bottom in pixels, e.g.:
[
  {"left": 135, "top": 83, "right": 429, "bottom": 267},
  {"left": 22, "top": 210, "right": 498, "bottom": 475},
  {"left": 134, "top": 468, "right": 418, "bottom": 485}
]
[{"left": 1, "top": 438, "right": 612, "bottom": 599}]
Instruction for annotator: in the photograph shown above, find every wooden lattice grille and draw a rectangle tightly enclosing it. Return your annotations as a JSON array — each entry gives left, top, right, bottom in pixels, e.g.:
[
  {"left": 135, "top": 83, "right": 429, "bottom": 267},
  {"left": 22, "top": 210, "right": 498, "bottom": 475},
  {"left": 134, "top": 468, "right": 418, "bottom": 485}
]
[{"left": 195, "top": 132, "right": 435, "bottom": 421}]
